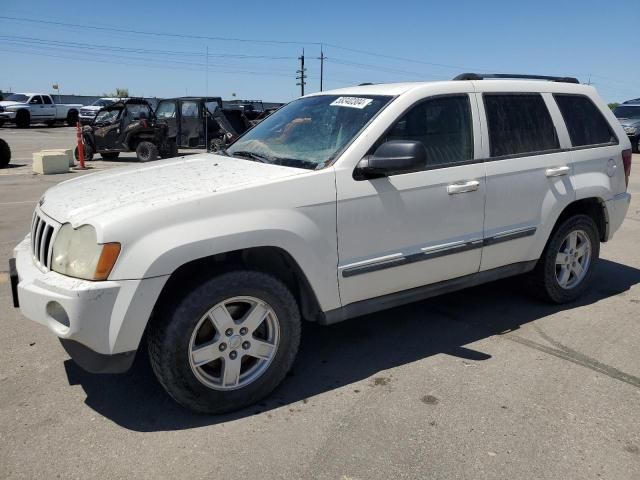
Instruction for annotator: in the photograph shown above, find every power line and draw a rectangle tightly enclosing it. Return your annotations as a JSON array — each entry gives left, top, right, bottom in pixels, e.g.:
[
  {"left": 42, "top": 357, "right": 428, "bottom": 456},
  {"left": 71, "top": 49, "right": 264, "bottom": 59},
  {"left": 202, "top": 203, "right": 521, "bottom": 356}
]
[{"left": 0, "top": 15, "right": 322, "bottom": 47}]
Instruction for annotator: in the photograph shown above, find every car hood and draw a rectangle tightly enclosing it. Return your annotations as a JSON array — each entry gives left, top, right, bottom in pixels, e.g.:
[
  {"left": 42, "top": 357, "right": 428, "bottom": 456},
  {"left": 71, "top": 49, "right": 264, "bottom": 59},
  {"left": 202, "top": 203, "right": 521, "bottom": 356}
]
[
  {"left": 0, "top": 101, "right": 26, "bottom": 108},
  {"left": 39, "top": 153, "right": 306, "bottom": 227}
]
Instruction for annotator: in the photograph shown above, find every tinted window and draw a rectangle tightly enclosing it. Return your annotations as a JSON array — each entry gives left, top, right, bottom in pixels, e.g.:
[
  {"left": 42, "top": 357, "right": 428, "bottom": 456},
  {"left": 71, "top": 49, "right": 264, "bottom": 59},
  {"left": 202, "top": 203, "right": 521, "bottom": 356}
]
[
  {"left": 42, "top": 95, "right": 53, "bottom": 105},
  {"left": 555, "top": 95, "right": 617, "bottom": 147},
  {"left": 386, "top": 95, "right": 473, "bottom": 167},
  {"left": 484, "top": 94, "right": 559, "bottom": 157}
]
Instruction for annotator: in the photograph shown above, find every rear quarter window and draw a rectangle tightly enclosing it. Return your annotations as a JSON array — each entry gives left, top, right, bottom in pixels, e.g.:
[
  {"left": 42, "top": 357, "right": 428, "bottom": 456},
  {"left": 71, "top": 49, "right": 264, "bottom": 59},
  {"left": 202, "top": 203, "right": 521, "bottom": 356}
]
[
  {"left": 484, "top": 93, "right": 559, "bottom": 157},
  {"left": 553, "top": 94, "right": 617, "bottom": 147}
]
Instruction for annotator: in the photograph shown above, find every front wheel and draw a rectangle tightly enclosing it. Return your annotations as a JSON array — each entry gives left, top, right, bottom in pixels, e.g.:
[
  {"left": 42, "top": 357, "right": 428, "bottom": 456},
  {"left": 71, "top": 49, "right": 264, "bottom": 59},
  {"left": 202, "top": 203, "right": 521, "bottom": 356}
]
[
  {"left": 135, "top": 141, "right": 158, "bottom": 162},
  {"left": 148, "top": 270, "right": 301, "bottom": 414},
  {"left": 66, "top": 110, "right": 79, "bottom": 126},
  {"left": 74, "top": 144, "right": 94, "bottom": 162},
  {"left": 531, "top": 214, "right": 599, "bottom": 303}
]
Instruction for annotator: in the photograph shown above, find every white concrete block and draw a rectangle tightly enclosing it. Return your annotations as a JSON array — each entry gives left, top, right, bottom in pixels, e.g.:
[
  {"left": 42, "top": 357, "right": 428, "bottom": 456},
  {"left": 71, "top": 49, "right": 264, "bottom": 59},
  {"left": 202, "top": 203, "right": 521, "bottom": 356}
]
[
  {"left": 41, "top": 148, "right": 75, "bottom": 167},
  {"left": 32, "top": 151, "right": 70, "bottom": 174}
]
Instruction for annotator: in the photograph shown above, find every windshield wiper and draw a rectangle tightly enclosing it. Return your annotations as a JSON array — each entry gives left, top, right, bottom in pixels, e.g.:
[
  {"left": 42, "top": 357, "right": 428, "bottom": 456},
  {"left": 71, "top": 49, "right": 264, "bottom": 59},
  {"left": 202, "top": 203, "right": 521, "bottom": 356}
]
[
  {"left": 270, "top": 157, "right": 319, "bottom": 170},
  {"left": 231, "top": 150, "right": 271, "bottom": 163}
]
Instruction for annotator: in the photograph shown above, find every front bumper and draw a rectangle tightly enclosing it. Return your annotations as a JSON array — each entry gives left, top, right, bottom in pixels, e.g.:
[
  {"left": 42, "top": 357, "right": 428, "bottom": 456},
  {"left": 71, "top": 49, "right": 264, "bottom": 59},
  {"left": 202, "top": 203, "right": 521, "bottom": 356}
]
[
  {"left": 0, "top": 111, "right": 17, "bottom": 120},
  {"left": 11, "top": 236, "right": 168, "bottom": 373},
  {"left": 605, "top": 192, "right": 631, "bottom": 240}
]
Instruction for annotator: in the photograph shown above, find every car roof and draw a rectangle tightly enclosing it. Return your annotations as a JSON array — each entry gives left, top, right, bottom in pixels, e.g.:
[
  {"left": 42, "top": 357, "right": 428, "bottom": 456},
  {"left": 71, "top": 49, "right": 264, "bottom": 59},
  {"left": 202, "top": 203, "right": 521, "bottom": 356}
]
[
  {"left": 159, "top": 96, "right": 222, "bottom": 102},
  {"left": 307, "top": 79, "right": 595, "bottom": 97}
]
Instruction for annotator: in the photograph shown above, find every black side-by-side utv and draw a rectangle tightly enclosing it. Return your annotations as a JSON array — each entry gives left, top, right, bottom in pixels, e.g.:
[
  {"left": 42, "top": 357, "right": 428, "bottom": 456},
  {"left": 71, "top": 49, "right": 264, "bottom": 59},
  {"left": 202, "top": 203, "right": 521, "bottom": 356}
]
[{"left": 75, "top": 98, "right": 177, "bottom": 162}]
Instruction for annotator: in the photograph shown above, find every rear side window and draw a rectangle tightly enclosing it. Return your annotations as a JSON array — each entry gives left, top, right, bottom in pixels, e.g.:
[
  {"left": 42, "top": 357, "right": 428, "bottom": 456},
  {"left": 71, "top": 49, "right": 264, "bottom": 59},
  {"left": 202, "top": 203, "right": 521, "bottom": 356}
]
[
  {"left": 42, "top": 95, "right": 53, "bottom": 105},
  {"left": 554, "top": 94, "right": 617, "bottom": 147},
  {"left": 484, "top": 94, "right": 559, "bottom": 157},
  {"left": 385, "top": 95, "right": 474, "bottom": 167}
]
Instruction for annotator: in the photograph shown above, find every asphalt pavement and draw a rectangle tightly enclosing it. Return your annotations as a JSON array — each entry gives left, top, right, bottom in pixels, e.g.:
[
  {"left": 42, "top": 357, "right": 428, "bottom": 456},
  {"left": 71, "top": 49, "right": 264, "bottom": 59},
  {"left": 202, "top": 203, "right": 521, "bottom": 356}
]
[{"left": 1, "top": 126, "right": 639, "bottom": 480}]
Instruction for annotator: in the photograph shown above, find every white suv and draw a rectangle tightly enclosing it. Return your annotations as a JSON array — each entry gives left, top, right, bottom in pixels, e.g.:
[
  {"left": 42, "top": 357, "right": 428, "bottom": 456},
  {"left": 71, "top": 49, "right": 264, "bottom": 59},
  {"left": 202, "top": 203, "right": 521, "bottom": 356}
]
[{"left": 10, "top": 74, "right": 632, "bottom": 413}]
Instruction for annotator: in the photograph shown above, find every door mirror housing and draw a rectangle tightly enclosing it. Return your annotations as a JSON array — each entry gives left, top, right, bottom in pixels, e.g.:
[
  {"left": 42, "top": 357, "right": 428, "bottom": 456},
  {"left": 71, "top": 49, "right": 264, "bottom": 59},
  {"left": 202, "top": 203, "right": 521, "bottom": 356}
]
[{"left": 355, "top": 140, "right": 427, "bottom": 180}]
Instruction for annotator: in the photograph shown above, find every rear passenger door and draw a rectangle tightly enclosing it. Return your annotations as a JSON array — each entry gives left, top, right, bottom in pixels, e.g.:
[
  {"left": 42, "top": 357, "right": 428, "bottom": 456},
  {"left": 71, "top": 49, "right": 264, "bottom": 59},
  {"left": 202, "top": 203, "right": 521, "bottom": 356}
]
[
  {"left": 41, "top": 95, "right": 56, "bottom": 120},
  {"left": 478, "top": 92, "right": 575, "bottom": 271}
]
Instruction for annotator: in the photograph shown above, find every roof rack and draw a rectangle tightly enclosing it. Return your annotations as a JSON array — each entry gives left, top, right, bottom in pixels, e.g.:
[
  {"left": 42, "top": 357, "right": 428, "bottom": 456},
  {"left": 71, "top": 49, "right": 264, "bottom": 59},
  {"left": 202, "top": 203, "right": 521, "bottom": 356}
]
[{"left": 454, "top": 73, "right": 580, "bottom": 84}]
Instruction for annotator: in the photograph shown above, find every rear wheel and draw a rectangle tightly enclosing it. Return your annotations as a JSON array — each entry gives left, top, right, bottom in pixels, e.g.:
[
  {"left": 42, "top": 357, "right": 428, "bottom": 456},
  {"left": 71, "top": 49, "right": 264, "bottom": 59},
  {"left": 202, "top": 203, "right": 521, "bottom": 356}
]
[
  {"left": 0, "top": 138, "right": 11, "bottom": 168},
  {"left": 531, "top": 214, "right": 599, "bottom": 303},
  {"left": 148, "top": 270, "right": 301, "bottom": 414},
  {"left": 66, "top": 110, "right": 79, "bottom": 126},
  {"left": 15, "top": 110, "right": 30, "bottom": 128},
  {"left": 101, "top": 152, "right": 120, "bottom": 160},
  {"left": 74, "top": 144, "right": 94, "bottom": 162},
  {"left": 136, "top": 141, "right": 158, "bottom": 162}
]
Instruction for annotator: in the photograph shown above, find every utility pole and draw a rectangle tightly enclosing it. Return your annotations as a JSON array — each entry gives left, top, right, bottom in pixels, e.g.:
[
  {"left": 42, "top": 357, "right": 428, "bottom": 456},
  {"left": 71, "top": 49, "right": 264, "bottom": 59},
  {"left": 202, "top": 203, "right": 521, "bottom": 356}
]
[
  {"left": 318, "top": 45, "right": 327, "bottom": 92},
  {"left": 296, "top": 49, "right": 306, "bottom": 96}
]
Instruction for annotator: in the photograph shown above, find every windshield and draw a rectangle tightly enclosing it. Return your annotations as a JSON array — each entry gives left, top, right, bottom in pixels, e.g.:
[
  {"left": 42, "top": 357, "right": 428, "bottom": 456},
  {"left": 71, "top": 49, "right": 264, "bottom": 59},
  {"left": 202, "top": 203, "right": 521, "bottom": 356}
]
[
  {"left": 4, "top": 94, "right": 29, "bottom": 102},
  {"left": 227, "top": 94, "right": 392, "bottom": 169},
  {"left": 614, "top": 106, "right": 640, "bottom": 119},
  {"left": 94, "top": 109, "right": 121, "bottom": 124},
  {"left": 93, "top": 99, "right": 116, "bottom": 107}
]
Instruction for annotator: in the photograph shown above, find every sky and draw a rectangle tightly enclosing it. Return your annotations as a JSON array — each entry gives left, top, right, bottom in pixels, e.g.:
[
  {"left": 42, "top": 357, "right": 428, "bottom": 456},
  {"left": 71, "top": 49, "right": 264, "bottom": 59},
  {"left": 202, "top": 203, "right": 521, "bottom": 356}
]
[{"left": 0, "top": 0, "right": 638, "bottom": 103}]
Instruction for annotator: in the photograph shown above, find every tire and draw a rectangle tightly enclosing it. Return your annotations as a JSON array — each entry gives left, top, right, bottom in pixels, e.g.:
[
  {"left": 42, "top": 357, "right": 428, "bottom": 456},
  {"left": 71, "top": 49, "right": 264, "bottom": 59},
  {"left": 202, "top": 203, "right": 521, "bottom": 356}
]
[
  {"left": 74, "top": 144, "right": 94, "bottom": 162},
  {"left": 66, "top": 110, "right": 79, "bottom": 127},
  {"left": 136, "top": 141, "right": 158, "bottom": 162},
  {"left": 0, "top": 138, "right": 11, "bottom": 168},
  {"left": 148, "top": 270, "right": 301, "bottom": 414},
  {"left": 531, "top": 214, "right": 600, "bottom": 303},
  {"left": 101, "top": 152, "right": 120, "bottom": 160},
  {"left": 160, "top": 140, "right": 178, "bottom": 158},
  {"left": 15, "top": 110, "right": 30, "bottom": 128}
]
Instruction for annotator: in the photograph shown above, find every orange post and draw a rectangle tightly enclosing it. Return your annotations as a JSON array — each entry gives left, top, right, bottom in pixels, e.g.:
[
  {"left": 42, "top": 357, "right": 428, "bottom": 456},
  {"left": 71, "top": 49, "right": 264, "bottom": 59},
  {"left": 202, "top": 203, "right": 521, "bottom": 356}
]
[{"left": 75, "top": 121, "right": 85, "bottom": 169}]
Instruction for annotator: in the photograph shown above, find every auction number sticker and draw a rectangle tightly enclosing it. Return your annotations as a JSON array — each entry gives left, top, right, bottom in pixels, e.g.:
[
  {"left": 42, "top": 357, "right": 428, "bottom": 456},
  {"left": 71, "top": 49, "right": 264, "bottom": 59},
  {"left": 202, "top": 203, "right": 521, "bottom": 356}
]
[{"left": 330, "top": 97, "right": 373, "bottom": 109}]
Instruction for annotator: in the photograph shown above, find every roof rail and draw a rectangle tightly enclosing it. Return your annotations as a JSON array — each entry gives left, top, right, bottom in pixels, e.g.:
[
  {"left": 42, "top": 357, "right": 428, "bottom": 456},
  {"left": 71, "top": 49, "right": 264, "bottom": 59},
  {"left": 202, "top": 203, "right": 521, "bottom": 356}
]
[
  {"left": 453, "top": 73, "right": 580, "bottom": 84},
  {"left": 622, "top": 98, "right": 640, "bottom": 104}
]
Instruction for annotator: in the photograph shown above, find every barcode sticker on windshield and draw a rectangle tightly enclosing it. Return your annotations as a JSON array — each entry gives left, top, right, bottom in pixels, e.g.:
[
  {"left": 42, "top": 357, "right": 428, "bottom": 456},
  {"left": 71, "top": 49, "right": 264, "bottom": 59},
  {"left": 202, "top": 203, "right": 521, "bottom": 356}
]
[{"left": 330, "top": 97, "right": 373, "bottom": 109}]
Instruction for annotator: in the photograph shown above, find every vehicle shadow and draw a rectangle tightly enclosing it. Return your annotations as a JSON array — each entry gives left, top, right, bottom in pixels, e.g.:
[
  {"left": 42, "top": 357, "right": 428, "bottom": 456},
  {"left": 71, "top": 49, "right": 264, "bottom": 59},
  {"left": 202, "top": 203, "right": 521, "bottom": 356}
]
[{"left": 64, "top": 258, "right": 640, "bottom": 432}]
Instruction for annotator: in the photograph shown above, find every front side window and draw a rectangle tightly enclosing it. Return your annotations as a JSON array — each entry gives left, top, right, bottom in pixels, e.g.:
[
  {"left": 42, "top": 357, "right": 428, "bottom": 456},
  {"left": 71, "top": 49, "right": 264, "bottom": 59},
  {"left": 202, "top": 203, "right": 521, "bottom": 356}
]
[
  {"left": 484, "top": 94, "right": 559, "bottom": 157},
  {"left": 555, "top": 94, "right": 617, "bottom": 147},
  {"left": 228, "top": 94, "right": 392, "bottom": 170},
  {"left": 156, "top": 101, "right": 177, "bottom": 119},
  {"left": 29, "top": 96, "right": 43, "bottom": 105},
  {"left": 181, "top": 101, "right": 199, "bottom": 118},
  {"left": 384, "top": 95, "right": 474, "bottom": 167}
]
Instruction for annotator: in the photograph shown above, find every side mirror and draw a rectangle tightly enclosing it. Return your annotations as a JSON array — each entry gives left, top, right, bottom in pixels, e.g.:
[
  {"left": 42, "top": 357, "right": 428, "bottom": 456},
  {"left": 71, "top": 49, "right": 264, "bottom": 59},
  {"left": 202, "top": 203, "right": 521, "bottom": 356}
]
[{"left": 355, "top": 140, "right": 426, "bottom": 180}]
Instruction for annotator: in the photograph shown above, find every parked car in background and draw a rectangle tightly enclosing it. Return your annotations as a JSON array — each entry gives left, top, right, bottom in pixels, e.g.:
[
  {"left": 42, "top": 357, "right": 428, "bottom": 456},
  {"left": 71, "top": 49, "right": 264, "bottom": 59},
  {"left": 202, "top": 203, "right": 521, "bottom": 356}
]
[
  {"left": 79, "top": 97, "right": 125, "bottom": 125},
  {"left": 154, "top": 96, "right": 252, "bottom": 152},
  {"left": 10, "top": 74, "right": 632, "bottom": 414},
  {"left": 0, "top": 93, "right": 82, "bottom": 128},
  {"left": 613, "top": 98, "right": 640, "bottom": 152},
  {"left": 75, "top": 98, "right": 175, "bottom": 162}
]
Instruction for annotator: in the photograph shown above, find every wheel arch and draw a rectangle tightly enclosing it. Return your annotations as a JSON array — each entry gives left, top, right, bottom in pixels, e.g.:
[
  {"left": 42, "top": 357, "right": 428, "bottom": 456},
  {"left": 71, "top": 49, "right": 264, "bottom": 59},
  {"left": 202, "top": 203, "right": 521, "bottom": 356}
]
[
  {"left": 551, "top": 197, "right": 608, "bottom": 243},
  {"left": 152, "top": 246, "right": 325, "bottom": 325}
]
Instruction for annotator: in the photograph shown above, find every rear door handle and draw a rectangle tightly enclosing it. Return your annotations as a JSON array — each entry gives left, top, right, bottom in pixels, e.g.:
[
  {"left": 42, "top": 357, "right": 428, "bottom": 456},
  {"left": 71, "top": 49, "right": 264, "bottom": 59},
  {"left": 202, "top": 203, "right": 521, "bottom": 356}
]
[
  {"left": 447, "top": 180, "right": 480, "bottom": 195},
  {"left": 545, "top": 166, "right": 570, "bottom": 177}
]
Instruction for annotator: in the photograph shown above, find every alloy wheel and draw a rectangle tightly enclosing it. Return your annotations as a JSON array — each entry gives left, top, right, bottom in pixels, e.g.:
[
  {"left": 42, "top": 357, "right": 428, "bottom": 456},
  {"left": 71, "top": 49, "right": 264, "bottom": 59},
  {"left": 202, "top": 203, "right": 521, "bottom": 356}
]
[{"left": 555, "top": 229, "right": 592, "bottom": 289}]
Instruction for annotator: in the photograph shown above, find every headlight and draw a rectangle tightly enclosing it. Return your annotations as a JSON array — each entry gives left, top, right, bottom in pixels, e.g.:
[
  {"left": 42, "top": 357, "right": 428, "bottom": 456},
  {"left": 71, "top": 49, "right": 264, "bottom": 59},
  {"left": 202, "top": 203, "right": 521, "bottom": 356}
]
[
  {"left": 51, "top": 224, "right": 121, "bottom": 281},
  {"left": 624, "top": 126, "right": 637, "bottom": 135}
]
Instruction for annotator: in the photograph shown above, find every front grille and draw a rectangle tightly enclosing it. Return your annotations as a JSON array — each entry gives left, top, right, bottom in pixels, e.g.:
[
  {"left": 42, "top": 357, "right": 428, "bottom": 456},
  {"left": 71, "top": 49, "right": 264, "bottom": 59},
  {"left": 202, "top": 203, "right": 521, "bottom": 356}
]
[{"left": 31, "top": 210, "right": 58, "bottom": 270}]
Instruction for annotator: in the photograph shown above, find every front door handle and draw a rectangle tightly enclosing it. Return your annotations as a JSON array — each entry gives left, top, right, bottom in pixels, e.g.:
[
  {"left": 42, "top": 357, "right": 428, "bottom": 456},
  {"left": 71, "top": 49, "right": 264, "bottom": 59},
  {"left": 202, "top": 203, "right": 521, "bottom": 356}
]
[
  {"left": 447, "top": 180, "right": 480, "bottom": 195},
  {"left": 545, "top": 166, "right": 570, "bottom": 177}
]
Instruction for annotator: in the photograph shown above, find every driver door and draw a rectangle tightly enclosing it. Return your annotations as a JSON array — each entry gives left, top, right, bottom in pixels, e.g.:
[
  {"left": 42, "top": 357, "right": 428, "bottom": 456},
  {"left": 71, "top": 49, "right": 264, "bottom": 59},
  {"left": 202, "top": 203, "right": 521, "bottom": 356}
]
[
  {"left": 336, "top": 94, "right": 486, "bottom": 306},
  {"left": 93, "top": 111, "right": 123, "bottom": 150}
]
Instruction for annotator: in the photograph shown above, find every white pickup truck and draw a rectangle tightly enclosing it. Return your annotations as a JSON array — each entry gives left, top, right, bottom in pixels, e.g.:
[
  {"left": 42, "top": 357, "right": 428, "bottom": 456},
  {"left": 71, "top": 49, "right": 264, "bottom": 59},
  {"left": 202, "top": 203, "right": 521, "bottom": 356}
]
[{"left": 0, "top": 93, "right": 82, "bottom": 128}]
